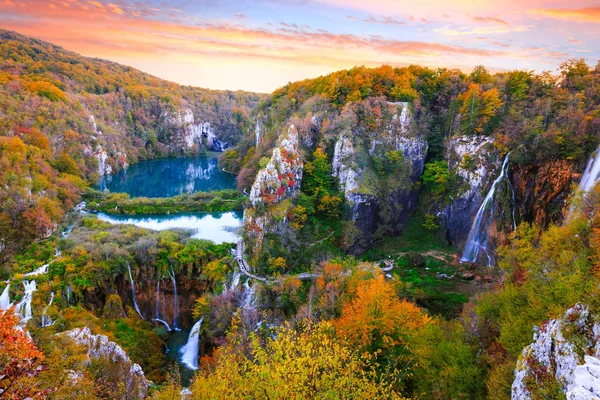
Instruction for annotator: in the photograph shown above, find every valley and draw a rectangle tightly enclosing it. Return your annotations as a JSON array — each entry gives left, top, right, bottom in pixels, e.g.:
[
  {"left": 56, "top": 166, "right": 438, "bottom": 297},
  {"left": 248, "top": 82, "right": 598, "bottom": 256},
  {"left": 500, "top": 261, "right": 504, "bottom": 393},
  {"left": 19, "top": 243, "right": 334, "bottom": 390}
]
[{"left": 1, "top": 28, "right": 600, "bottom": 400}]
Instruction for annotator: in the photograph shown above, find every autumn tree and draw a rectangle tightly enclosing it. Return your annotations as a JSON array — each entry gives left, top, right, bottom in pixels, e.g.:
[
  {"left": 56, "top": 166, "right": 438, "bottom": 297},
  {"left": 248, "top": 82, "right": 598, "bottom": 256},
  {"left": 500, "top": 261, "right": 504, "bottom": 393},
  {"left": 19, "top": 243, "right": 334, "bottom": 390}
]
[{"left": 0, "top": 310, "right": 46, "bottom": 399}]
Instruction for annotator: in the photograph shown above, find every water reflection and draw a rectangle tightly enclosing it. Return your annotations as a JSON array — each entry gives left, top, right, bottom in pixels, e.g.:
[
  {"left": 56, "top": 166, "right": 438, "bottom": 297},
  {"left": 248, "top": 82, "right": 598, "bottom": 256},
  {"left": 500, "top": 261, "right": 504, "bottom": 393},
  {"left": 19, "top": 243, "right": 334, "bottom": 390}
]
[
  {"left": 96, "top": 211, "right": 242, "bottom": 244},
  {"left": 99, "top": 157, "right": 235, "bottom": 198}
]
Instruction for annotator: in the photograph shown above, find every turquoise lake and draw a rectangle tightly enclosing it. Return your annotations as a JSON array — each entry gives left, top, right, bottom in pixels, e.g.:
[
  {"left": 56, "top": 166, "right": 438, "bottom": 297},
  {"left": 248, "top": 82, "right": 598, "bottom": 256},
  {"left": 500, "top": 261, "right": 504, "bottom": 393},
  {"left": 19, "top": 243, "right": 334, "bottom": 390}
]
[
  {"left": 96, "top": 157, "right": 242, "bottom": 244},
  {"left": 99, "top": 157, "right": 236, "bottom": 198}
]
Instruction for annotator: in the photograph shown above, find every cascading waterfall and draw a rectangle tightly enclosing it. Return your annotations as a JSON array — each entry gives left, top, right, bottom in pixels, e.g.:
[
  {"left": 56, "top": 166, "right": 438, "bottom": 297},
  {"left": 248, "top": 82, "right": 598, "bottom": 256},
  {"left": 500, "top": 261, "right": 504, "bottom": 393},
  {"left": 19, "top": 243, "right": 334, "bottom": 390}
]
[
  {"left": 0, "top": 284, "right": 11, "bottom": 310},
  {"left": 461, "top": 152, "right": 516, "bottom": 266},
  {"left": 153, "top": 280, "right": 171, "bottom": 330},
  {"left": 242, "top": 281, "right": 257, "bottom": 310},
  {"left": 579, "top": 146, "right": 600, "bottom": 194},
  {"left": 127, "top": 264, "right": 145, "bottom": 320},
  {"left": 16, "top": 280, "right": 37, "bottom": 323},
  {"left": 169, "top": 266, "right": 180, "bottom": 330},
  {"left": 180, "top": 317, "right": 204, "bottom": 370},
  {"left": 41, "top": 292, "right": 54, "bottom": 327},
  {"left": 24, "top": 263, "right": 49, "bottom": 277}
]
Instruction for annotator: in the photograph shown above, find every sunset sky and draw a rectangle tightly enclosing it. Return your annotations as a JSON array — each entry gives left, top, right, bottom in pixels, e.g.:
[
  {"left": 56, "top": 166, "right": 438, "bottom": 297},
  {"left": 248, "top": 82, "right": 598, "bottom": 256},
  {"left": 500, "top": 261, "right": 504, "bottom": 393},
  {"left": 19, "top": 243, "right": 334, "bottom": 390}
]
[{"left": 1, "top": 0, "right": 599, "bottom": 92}]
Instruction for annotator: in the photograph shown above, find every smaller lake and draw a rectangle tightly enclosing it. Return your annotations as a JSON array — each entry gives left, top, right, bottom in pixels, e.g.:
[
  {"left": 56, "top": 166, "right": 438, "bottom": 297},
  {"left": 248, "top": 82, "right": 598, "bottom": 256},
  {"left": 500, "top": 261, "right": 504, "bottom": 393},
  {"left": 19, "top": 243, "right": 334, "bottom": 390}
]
[
  {"left": 99, "top": 157, "right": 236, "bottom": 198},
  {"left": 96, "top": 211, "right": 242, "bottom": 244}
]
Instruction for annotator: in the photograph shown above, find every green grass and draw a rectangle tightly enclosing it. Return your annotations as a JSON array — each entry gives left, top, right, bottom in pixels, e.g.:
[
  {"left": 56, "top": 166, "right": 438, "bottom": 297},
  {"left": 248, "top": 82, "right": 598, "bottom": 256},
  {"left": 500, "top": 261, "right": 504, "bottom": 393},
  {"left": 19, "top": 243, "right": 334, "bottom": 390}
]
[{"left": 392, "top": 254, "right": 467, "bottom": 319}]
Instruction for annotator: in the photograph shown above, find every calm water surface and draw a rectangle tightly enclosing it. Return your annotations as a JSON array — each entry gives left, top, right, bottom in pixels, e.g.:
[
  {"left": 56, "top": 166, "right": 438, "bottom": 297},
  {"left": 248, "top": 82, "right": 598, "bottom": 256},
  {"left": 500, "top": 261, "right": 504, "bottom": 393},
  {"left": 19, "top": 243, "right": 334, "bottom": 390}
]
[
  {"left": 99, "top": 157, "right": 236, "bottom": 197},
  {"left": 96, "top": 211, "right": 242, "bottom": 244}
]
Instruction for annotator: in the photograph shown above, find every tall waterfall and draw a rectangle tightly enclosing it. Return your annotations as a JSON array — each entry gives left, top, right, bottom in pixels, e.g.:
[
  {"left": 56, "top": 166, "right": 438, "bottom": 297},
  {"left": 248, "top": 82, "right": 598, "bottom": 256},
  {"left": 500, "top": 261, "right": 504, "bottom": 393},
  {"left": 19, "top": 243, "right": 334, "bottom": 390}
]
[
  {"left": 0, "top": 285, "right": 11, "bottom": 310},
  {"left": 153, "top": 280, "right": 171, "bottom": 330},
  {"left": 579, "top": 147, "right": 600, "bottom": 194},
  {"left": 127, "top": 264, "right": 144, "bottom": 320},
  {"left": 169, "top": 266, "right": 180, "bottom": 330},
  {"left": 461, "top": 152, "right": 516, "bottom": 266},
  {"left": 41, "top": 292, "right": 54, "bottom": 327},
  {"left": 180, "top": 317, "right": 204, "bottom": 370},
  {"left": 16, "top": 280, "right": 37, "bottom": 323}
]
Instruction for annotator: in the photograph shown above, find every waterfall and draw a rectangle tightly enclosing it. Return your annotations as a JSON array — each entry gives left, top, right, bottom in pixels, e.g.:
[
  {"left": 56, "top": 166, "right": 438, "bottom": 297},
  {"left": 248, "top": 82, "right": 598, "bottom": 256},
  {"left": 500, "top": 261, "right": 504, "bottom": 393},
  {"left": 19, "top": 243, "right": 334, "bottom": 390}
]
[
  {"left": 0, "top": 284, "right": 11, "bottom": 311},
  {"left": 169, "top": 266, "right": 180, "bottom": 330},
  {"left": 227, "top": 271, "right": 241, "bottom": 293},
  {"left": 579, "top": 147, "right": 600, "bottom": 194},
  {"left": 65, "top": 285, "right": 72, "bottom": 304},
  {"left": 16, "top": 280, "right": 37, "bottom": 323},
  {"left": 153, "top": 279, "right": 171, "bottom": 330},
  {"left": 180, "top": 317, "right": 204, "bottom": 370},
  {"left": 127, "top": 264, "right": 144, "bottom": 320},
  {"left": 255, "top": 119, "right": 261, "bottom": 147},
  {"left": 242, "top": 281, "right": 257, "bottom": 310},
  {"left": 24, "top": 263, "right": 49, "bottom": 277},
  {"left": 461, "top": 152, "right": 515, "bottom": 266},
  {"left": 41, "top": 292, "right": 54, "bottom": 327}
]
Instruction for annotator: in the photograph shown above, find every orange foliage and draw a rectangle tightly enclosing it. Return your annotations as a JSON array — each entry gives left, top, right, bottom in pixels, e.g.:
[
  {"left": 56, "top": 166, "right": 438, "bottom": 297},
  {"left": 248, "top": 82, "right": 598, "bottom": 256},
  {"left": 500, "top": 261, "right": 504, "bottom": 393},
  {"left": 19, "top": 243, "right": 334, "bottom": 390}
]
[
  {"left": 334, "top": 274, "right": 430, "bottom": 350},
  {"left": 0, "top": 310, "right": 46, "bottom": 399}
]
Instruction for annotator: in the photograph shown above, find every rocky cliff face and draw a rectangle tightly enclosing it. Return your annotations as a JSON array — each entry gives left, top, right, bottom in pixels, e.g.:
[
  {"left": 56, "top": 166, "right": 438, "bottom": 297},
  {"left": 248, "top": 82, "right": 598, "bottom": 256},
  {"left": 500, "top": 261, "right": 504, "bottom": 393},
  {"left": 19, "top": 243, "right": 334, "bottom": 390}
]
[
  {"left": 166, "top": 108, "right": 229, "bottom": 153},
  {"left": 332, "top": 102, "right": 428, "bottom": 252},
  {"left": 61, "top": 327, "right": 151, "bottom": 400},
  {"left": 512, "top": 304, "right": 600, "bottom": 400},
  {"left": 512, "top": 159, "right": 579, "bottom": 229},
  {"left": 439, "top": 135, "right": 496, "bottom": 246},
  {"left": 245, "top": 125, "right": 303, "bottom": 249}
]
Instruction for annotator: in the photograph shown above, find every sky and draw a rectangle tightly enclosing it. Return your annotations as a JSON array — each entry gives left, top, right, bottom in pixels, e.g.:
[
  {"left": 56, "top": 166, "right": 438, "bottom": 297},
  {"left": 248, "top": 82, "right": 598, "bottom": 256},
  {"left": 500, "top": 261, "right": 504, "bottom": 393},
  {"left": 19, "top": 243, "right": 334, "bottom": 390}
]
[{"left": 1, "top": 0, "right": 599, "bottom": 93}]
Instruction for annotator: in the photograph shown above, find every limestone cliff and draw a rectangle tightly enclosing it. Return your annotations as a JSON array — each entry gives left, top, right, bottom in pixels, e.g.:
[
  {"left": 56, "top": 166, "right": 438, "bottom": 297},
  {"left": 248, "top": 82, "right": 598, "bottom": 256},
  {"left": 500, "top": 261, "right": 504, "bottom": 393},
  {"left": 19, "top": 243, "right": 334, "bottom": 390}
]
[
  {"left": 512, "top": 304, "right": 600, "bottom": 400},
  {"left": 61, "top": 327, "right": 151, "bottom": 399},
  {"left": 245, "top": 125, "right": 303, "bottom": 250},
  {"left": 332, "top": 102, "right": 427, "bottom": 252}
]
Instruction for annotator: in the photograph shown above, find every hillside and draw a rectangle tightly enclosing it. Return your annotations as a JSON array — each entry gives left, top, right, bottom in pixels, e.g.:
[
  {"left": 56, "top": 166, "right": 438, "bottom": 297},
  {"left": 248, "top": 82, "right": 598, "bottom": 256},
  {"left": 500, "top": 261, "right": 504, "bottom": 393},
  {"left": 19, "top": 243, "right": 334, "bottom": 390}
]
[{"left": 0, "top": 29, "right": 263, "bottom": 258}]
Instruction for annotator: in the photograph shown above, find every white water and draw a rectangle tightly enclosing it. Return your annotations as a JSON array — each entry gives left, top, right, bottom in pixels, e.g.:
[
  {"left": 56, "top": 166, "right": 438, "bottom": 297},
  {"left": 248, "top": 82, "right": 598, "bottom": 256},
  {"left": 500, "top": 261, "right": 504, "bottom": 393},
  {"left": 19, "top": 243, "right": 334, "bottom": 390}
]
[
  {"left": 180, "top": 317, "right": 204, "bottom": 370},
  {"left": 0, "top": 284, "right": 11, "bottom": 311},
  {"left": 579, "top": 147, "right": 600, "bottom": 194},
  {"left": 242, "top": 281, "right": 257, "bottom": 310},
  {"left": 24, "top": 263, "right": 49, "bottom": 277},
  {"left": 127, "top": 264, "right": 145, "bottom": 320},
  {"left": 461, "top": 152, "right": 515, "bottom": 266},
  {"left": 41, "top": 292, "right": 54, "bottom": 327},
  {"left": 16, "top": 280, "right": 37, "bottom": 323},
  {"left": 169, "top": 266, "right": 180, "bottom": 330}
]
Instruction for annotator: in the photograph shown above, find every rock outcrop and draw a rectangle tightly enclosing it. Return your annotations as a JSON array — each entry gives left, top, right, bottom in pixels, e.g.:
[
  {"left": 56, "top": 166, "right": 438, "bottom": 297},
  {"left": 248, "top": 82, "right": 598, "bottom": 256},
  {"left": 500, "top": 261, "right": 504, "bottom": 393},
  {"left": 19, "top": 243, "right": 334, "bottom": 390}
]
[
  {"left": 512, "top": 304, "right": 600, "bottom": 400},
  {"left": 245, "top": 125, "right": 303, "bottom": 249},
  {"left": 62, "top": 327, "right": 151, "bottom": 399},
  {"left": 249, "top": 125, "right": 303, "bottom": 207}
]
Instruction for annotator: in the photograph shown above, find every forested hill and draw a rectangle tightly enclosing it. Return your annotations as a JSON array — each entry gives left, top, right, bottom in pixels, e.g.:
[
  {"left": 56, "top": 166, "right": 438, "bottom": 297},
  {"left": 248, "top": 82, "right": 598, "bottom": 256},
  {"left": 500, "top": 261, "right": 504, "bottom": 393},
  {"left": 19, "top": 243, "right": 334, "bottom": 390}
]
[
  {"left": 224, "top": 60, "right": 600, "bottom": 264},
  {"left": 0, "top": 29, "right": 263, "bottom": 258}
]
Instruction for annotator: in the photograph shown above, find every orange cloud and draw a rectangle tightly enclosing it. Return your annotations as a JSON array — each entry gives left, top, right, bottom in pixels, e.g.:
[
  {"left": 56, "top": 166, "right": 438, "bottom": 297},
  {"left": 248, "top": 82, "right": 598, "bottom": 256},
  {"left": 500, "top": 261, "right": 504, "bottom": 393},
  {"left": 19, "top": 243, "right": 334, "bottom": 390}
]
[{"left": 529, "top": 7, "right": 600, "bottom": 23}]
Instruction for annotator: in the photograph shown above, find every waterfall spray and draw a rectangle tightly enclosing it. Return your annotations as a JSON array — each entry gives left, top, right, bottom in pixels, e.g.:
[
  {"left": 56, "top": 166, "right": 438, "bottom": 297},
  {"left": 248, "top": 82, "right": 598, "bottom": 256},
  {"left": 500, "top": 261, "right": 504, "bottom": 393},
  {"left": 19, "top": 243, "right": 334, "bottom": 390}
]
[{"left": 461, "top": 152, "right": 516, "bottom": 266}]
